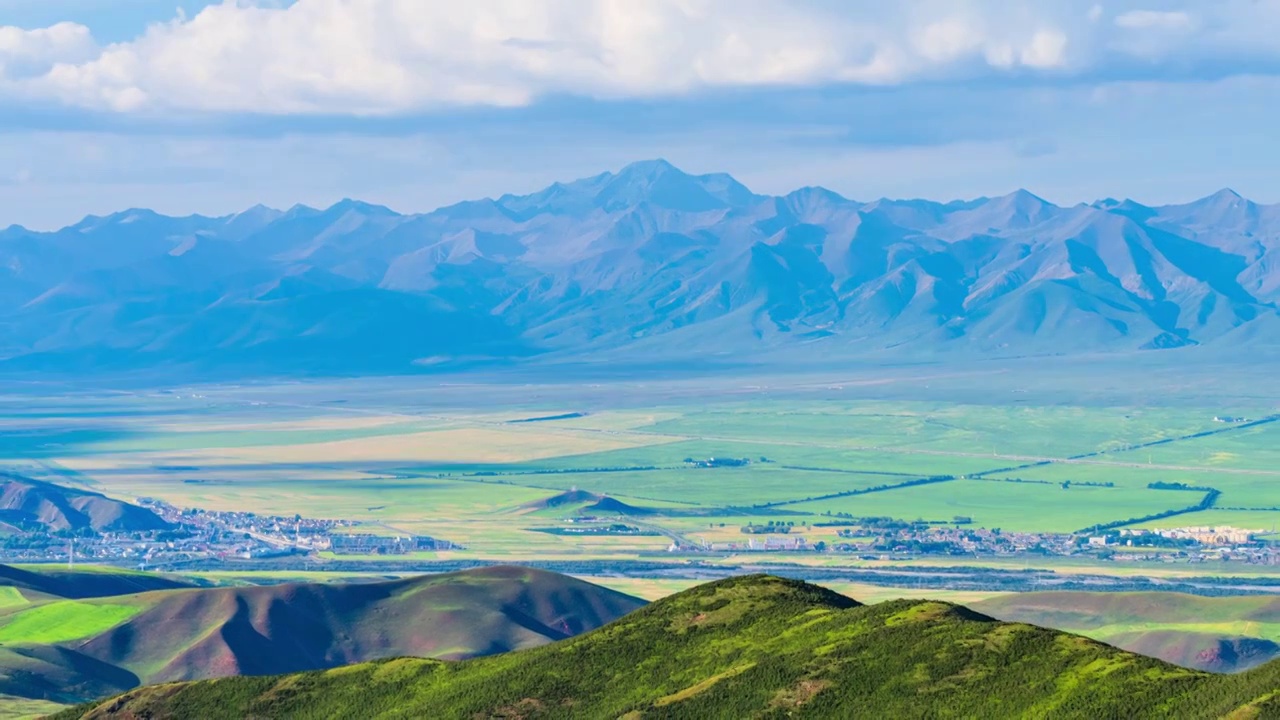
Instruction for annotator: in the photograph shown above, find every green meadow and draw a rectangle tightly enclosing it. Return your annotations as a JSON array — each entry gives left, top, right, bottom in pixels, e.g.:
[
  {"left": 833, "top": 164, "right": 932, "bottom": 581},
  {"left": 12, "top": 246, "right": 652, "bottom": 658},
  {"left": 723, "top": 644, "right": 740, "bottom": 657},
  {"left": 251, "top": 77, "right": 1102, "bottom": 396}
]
[
  {"left": 2, "top": 376, "right": 1276, "bottom": 569},
  {"left": 0, "top": 695, "right": 65, "bottom": 720},
  {"left": 0, "top": 587, "right": 28, "bottom": 611},
  {"left": 0, "top": 600, "right": 144, "bottom": 644},
  {"left": 786, "top": 479, "right": 1194, "bottom": 533}
]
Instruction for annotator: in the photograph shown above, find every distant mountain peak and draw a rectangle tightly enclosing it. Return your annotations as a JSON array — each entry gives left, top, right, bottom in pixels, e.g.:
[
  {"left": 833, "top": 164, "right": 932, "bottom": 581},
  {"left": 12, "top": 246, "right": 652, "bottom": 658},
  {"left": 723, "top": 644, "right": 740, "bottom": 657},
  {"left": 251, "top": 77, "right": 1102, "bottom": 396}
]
[
  {"left": 232, "top": 203, "right": 282, "bottom": 219},
  {"left": 615, "top": 158, "right": 680, "bottom": 180},
  {"left": 326, "top": 198, "right": 398, "bottom": 216},
  {"left": 1177, "top": 188, "right": 1254, "bottom": 213},
  {"left": 786, "top": 186, "right": 850, "bottom": 203},
  {"left": 1013, "top": 188, "right": 1048, "bottom": 201},
  {"left": 280, "top": 203, "right": 322, "bottom": 220},
  {"left": 594, "top": 159, "right": 728, "bottom": 213}
]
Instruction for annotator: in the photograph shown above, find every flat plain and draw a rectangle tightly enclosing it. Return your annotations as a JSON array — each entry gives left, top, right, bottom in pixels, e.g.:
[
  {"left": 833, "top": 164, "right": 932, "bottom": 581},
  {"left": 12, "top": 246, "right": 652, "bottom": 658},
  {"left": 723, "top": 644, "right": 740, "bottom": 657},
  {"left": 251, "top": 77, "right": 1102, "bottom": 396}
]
[{"left": 2, "top": 360, "right": 1277, "bottom": 572}]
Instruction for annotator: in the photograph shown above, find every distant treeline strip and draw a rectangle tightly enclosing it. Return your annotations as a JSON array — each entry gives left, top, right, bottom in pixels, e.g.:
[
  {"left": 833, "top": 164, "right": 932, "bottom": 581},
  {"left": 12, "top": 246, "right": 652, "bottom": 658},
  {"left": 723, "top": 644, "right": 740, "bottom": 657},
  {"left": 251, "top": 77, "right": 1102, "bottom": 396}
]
[
  {"left": 1077, "top": 487, "right": 1221, "bottom": 534},
  {"left": 762, "top": 475, "right": 956, "bottom": 508}
]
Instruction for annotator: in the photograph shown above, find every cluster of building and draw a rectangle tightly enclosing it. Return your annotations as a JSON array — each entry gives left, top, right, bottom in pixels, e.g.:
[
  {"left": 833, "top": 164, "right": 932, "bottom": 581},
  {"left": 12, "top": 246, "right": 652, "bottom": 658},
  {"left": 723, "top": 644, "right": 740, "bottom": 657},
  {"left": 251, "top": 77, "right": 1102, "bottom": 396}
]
[
  {"left": 0, "top": 498, "right": 456, "bottom": 567},
  {"left": 830, "top": 524, "right": 1073, "bottom": 557},
  {"left": 328, "top": 533, "right": 454, "bottom": 554},
  {"left": 669, "top": 536, "right": 810, "bottom": 553},
  {"left": 817, "top": 519, "right": 1275, "bottom": 563},
  {"left": 1119, "top": 526, "right": 1259, "bottom": 546}
]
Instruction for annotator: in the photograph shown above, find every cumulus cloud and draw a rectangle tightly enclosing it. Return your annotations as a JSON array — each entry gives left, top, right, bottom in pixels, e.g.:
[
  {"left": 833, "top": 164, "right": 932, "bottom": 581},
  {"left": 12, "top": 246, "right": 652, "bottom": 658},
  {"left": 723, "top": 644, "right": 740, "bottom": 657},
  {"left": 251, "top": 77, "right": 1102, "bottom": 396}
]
[
  {"left": 0, "top": 0, "right": 1277, "bottom": 115},
  {"left": 0, "top": 21, "right": 96, "bottom": 79}
]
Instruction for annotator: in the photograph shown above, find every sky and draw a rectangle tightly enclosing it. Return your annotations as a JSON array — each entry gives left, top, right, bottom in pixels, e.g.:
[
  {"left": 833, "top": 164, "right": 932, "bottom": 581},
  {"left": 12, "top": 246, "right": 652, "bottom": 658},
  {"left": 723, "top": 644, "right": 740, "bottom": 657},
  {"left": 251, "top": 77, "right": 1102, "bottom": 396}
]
[{"left": 0, "top": 0, "right": 1277, "bottom": 229}]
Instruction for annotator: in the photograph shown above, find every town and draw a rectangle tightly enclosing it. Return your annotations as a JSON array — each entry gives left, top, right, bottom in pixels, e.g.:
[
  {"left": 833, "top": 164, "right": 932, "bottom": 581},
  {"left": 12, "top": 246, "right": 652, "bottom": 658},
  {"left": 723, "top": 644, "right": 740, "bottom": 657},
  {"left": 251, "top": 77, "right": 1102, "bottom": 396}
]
[
  {"left": 651, "top": 515, "right": 1280, "bottom": 565},
  {"left": 0, "top": 495, "right": 457, "bottom": 569}
]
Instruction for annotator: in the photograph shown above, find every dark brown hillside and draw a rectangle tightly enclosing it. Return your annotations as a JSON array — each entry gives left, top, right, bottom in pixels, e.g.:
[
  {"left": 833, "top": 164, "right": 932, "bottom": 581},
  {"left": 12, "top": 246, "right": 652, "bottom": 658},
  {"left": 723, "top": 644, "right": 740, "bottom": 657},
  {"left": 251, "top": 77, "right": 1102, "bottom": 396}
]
[
  {"left": 0, "top": 564, "right": 195, "bottom": 600},
  {"left": 972, "top": 591, "right": 1280, "bottom": 672},
  {"left": 0, "top": 645, "right": 137, "bottom": 705},
  {"left": 75, "top": 565, "right": 644, "bottom": 685},
  {"left": 1107, "top": 631, "right": 1280, "bottom": 673}
]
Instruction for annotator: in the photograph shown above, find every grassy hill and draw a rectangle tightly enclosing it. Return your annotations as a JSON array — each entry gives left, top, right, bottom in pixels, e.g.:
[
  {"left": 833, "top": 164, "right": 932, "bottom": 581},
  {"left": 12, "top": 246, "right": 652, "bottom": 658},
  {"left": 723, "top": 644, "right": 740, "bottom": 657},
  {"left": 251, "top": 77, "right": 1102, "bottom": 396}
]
[
  {"left": 973, "top": 591, "right": 1280, "bottom": 672},
  {"left": 0, "top": 566, "right": 641, "bottom": 713},
  {"left": 53, "top": 575, "right": 1280, "bottom": 719},
  {"left": 75, "top": 565, "right": 644, "bottom": 684}
]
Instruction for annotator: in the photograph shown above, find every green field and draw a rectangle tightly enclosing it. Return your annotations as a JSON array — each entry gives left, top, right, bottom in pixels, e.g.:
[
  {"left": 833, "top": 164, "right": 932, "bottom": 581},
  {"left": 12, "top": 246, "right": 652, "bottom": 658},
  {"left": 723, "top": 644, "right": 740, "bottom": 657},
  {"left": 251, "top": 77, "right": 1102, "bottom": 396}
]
[
  {"left": 0, "top": 600, "right": 143, "bottom": 644},
  {"left": 786, "top": 479, "right": 1194, "bottom": 532},
  {"left": 1, "top": 373, "right": 1277, "bottom": 568},
  {"left": 638, "top": 402, "right": 1230, "bottom": 459},
  {"left": 0, "top": 587, "right": 28, "bottom": 611},
  {"left": 0, "top": 694, "right": 65, "bottom": 720}
]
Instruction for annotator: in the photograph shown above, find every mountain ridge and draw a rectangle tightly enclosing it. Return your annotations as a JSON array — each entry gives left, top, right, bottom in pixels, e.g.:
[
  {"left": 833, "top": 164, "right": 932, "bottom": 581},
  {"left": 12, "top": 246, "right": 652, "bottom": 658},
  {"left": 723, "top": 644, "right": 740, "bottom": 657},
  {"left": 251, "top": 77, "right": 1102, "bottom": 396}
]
[
  {"left": 0, "top": 565, "right": 643, "bottom": 708},
  {"left": 52, "top": 574, "right": 1280, "bottom": 719},
  {"left": 3, "top": 161, "right": 1279, "bottom": 376}
]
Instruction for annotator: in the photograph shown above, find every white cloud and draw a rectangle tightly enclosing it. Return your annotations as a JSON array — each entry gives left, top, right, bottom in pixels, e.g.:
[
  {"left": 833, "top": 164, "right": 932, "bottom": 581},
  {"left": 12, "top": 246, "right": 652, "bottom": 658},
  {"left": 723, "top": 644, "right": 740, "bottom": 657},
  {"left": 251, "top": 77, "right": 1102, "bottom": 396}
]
[
  {"left": 0, "top": 21, "right": 96, "bottom": 79},
  {"left": 0, "top": 1, "right": 1277, "bottom": 115},
  {"left": 1020, "top": 30, "right": 1069, "bottom": 68}
]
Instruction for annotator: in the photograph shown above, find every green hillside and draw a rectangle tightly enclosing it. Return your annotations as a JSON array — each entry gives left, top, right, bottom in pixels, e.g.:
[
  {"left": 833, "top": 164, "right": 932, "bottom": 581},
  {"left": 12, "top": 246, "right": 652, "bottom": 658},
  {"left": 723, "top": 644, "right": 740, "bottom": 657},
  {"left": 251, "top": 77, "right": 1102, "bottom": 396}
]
[
  {"left": 55, "top": 575, "right": 1280, "bottom": 719},
  {"left": 0, "top": 566, "right": 642, "bottom": 712}
]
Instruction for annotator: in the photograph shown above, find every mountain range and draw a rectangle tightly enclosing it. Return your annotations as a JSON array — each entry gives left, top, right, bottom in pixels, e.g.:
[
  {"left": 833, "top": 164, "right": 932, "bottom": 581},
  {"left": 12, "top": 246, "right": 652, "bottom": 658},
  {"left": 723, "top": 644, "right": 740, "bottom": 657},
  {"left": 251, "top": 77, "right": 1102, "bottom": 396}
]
[
  {"left": 55, "top": 574, "right": 1280, "bottom": 719},
  {"left": 3, "top": 160, "right": 1279, "bottom": 375}
]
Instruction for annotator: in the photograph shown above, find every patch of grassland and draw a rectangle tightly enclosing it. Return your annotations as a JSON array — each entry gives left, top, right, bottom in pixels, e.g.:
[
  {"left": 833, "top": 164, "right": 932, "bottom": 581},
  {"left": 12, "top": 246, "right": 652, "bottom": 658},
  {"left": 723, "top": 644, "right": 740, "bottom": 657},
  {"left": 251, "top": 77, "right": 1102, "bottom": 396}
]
[
  {"left": 0, "top": 587, "right": 28, "bottom": 610},
  {"left": 636, "top": 401, "right": 1225, "bottom": 459},
  {"left": 0, "top": 601, "right": 143, "bottom": 644},
  {"left": 145, "top": 426, "right": 672, "bottom": 466},
  {"left": 787, "top": 479, "right": 1193, "bottom": 532},
  {"left": 494, "top": 465, "right": 920, "bottom": 506},
  {"left": 72, "top": 420, "right": 448, "bottom": 454},
  {"left": 0, "top": 694, "right": 66, "bottom": 720},
  {"left": 512, "top": 439, "right": 1003, "bottom": 478},
  {"left": 578, "top": 577, "right": 702, "bottom": 601},
  {"left": 1103, "top": 422, "right": 1280, "bottom": 474},
  {"left": 985, "top": 462, "right": 1280, "bottom": 530}
]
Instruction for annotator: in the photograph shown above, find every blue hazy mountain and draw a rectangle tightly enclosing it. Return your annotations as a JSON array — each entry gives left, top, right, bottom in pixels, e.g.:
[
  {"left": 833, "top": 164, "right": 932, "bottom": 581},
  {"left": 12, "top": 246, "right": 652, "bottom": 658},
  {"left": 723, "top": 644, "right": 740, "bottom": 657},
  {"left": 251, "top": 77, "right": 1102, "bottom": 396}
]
[{"left": 2, "top": 160, "right": 1278, "bottom": 374}]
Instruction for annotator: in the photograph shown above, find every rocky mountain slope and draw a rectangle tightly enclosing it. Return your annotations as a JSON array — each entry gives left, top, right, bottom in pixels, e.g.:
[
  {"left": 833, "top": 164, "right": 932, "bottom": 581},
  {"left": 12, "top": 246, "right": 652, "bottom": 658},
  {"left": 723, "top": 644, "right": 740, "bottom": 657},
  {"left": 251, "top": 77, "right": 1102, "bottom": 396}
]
[{"left": 3, "top": 161, "right": 1278, "bottom": 374}]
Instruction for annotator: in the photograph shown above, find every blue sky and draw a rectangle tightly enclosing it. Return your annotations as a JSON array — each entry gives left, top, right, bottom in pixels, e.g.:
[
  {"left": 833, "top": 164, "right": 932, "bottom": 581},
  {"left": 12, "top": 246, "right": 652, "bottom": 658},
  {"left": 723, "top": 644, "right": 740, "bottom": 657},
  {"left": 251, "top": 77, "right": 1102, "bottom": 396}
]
[{"left": 0, "top": 0, "right": 1277, "bottom": 229}]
